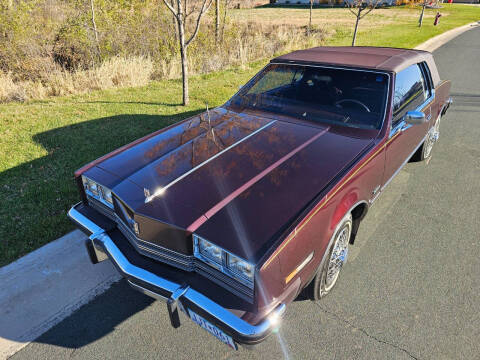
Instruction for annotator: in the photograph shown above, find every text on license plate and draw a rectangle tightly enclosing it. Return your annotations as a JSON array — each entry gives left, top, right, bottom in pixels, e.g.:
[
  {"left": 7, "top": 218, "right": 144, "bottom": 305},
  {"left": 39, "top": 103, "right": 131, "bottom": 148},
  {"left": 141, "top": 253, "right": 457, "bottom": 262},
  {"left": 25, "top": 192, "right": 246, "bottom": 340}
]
[{"left": 188, "top": 309, "right": 237, "bottom": 350}]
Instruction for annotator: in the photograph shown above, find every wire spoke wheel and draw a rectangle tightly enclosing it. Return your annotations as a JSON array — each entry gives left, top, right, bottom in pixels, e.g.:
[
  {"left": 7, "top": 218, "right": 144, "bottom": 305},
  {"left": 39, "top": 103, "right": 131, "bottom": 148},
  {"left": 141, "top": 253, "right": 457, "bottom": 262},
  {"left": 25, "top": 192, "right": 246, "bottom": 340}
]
[
  {"left": 423, "top": 115, "right": 441, "bottom": 159},
  {"left": 324, "top": 222, "right": 351, "bottom": 292}
]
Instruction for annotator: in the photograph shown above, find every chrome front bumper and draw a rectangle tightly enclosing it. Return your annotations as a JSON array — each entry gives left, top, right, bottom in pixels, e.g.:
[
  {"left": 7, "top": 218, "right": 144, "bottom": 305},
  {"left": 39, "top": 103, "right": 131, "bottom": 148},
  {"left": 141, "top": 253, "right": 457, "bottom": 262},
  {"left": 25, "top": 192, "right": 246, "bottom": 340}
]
[{"left": 68, "top": 204, "right": 286, "bottom": 346}]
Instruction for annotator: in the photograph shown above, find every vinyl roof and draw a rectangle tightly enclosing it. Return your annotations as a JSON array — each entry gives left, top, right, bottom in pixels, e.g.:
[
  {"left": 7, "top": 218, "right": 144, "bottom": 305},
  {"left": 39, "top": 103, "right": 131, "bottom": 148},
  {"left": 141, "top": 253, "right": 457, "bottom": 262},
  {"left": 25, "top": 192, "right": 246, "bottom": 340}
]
[{"left": 272, "top": 46, "right": 433, "bottom": 73}]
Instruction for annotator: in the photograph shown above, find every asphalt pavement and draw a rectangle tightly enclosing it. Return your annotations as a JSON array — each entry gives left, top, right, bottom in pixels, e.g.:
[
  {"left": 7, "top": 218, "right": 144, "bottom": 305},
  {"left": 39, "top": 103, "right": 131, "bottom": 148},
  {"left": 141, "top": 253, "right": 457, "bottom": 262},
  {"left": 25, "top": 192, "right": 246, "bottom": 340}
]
[{"left": 10, "top": 27, "right": 480, "bottom": 360}]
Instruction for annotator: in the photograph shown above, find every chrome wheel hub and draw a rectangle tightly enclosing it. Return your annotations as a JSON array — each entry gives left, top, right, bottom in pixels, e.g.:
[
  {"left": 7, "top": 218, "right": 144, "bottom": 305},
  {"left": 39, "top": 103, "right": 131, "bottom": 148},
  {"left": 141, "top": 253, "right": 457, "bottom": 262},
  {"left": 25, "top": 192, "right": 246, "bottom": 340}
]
[
  {"left": 325, "top": 224, "right": 350, "bottom": 291},
  {"left": 424, "top": 117, "right": 441, "bottom": 159}
]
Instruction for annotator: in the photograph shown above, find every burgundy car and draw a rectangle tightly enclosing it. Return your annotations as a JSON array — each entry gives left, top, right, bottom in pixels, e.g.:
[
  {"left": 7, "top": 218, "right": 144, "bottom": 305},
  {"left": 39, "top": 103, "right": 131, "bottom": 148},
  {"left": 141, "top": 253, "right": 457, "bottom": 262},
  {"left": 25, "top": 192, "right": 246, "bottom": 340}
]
[{"left": 68, "top": 47, "right": 451, "bottom": 349}]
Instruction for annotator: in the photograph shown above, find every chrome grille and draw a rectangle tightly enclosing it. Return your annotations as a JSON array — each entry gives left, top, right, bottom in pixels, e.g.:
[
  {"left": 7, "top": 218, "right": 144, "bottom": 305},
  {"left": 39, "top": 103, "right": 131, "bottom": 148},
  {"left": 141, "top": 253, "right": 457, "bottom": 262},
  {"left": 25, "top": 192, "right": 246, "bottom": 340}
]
[
  {"left": 195, "top": 262, "right": 254, "bottom": 301},
  {"left": 116, "top": 216, "right": 195, "bottom": 271},
  {"left": 86, "top": 194, "right": 254, "bottom": 303},
  {"left": 87, "top": 197, "right": 116, "bottom": 221}
]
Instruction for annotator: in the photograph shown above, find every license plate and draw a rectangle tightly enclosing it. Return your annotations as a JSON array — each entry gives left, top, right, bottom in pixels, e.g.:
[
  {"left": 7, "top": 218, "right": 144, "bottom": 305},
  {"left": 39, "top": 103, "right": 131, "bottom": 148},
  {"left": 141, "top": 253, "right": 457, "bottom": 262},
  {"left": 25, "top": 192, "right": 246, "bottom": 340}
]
[{"left": 188, "top": 309, "right": 237, "bottom": 350}]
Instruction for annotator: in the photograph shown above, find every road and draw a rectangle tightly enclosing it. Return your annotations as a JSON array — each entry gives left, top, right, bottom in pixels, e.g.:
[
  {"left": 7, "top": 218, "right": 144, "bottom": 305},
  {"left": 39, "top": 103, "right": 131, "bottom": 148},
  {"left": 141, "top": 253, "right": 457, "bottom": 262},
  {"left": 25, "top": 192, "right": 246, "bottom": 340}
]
[{"left": 11, "top": 27, "right": 480, "bottom": 360}]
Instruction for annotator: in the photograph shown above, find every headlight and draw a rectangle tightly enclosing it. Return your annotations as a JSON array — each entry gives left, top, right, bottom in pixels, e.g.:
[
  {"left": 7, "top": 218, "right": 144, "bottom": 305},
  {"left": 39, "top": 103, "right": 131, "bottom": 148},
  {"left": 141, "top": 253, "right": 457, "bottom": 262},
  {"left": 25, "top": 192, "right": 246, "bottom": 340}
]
[
  {"left": 194, "top": 235, "right": 254, "bottom": 287},
  {"left": 227, "top": 254, "right": 254, "bottom": 282},
  {"left": 197, "top": 237, "right": 223, "bottom": 268},
  {"left": 82, "top": 176, "right": 99, "bottom": 196},
  {"left": 101, "top": 187, "right": 113, "bottom": 205},
  {"left": 81, "top": 175, "right": 113, "bottom": 208}
]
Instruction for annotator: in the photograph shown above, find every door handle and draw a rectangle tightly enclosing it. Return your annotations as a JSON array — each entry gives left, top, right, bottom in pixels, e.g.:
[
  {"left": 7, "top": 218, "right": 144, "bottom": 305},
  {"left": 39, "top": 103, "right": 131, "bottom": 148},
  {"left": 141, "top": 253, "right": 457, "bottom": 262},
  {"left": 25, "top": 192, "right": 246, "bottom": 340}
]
[{"left": 400, "top": 122, "right": 410, "bottom": 132}]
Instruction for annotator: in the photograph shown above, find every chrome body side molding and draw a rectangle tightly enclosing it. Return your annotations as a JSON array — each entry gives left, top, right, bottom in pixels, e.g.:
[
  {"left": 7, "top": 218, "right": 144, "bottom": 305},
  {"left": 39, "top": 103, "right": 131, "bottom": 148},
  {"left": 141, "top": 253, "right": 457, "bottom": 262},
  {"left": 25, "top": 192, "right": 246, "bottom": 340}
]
[{"left": 370, "top": 133, "right": 428, "bottom": 206}]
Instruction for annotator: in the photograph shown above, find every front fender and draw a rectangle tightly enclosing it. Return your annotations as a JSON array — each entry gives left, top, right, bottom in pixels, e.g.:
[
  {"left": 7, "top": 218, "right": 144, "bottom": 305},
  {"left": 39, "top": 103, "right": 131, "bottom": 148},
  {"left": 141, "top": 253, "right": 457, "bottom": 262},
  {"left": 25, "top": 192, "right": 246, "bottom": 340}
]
[{"left": 330, "top": 190, "right": 361, "bottom": 231}]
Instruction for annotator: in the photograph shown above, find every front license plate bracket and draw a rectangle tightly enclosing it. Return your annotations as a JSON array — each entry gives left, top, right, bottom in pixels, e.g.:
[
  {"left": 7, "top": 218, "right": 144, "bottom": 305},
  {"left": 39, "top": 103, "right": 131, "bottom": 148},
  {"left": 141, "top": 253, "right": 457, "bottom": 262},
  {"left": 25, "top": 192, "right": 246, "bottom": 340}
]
[
  {"left": 187, "top": 309, "right": 237, "bottom": 350},
  {"left": 166, "top": 284, "right": 190, "bottom": 328}
]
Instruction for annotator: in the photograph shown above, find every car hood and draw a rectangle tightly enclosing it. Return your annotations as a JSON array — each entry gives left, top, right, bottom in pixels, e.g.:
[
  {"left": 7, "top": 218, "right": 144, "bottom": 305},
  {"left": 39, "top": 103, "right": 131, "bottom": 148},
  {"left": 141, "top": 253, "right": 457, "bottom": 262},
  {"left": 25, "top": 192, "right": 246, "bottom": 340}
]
[{"left": 84, "top": 107, "right": 375, "bottom": 262}]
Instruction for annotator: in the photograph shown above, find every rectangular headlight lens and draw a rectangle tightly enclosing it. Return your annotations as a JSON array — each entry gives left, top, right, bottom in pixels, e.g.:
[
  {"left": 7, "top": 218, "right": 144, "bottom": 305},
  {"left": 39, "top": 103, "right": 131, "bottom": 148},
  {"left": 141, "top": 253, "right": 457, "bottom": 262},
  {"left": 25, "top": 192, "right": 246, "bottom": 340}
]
[
  {"left": 82, "top": 176, "right": 99, "bottom": 196},
  {"left": 81, "top": 175, "right": 113, "bottom": 208},
  {"left": 227, "top": 254, "right": 254, "bottom": 282},
  {"left": 100, "top": 187, "right": 113, "bottom": 204},
  {"left": 197, "top": 237, "right": 223, "bottom": 265},
  {"left": 194, "top": 235, "right": 254, "bottom": 288}
]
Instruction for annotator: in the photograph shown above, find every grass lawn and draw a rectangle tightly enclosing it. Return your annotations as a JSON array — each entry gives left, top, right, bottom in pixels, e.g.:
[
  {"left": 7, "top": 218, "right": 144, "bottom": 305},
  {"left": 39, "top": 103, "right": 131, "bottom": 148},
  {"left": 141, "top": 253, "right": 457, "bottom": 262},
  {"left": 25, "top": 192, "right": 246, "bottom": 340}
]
[
  {"left": 1, "top": 4, "right": 479, "bottom": 266},
  {"left": 232, "top": 4, "right": 480, "bottom": 48}
]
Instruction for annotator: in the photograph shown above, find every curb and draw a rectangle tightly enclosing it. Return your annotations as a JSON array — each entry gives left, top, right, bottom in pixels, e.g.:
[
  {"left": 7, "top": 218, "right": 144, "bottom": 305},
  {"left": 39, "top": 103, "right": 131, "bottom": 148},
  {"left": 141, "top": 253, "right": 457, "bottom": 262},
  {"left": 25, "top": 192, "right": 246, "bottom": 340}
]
[
  {"left": 1, "top": 20, "right": 479, "bottom": 360},
  {"left": 0, "top": 230, "right": 121, "bottom": 359},
  {"left": 414, "top": 21, "right": 480, "bottom": 52}
]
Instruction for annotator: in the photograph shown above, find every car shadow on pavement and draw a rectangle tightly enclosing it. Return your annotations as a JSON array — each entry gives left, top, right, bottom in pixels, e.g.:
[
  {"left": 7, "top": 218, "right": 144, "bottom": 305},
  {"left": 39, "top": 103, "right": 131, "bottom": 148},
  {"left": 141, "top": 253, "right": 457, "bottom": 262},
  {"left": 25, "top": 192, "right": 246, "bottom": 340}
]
[
  {"left": 29, "top": 278, "right": 312, "bottom": 351},
  {"left": 31, "top": 280, "right": 154, "bottom": 349}
]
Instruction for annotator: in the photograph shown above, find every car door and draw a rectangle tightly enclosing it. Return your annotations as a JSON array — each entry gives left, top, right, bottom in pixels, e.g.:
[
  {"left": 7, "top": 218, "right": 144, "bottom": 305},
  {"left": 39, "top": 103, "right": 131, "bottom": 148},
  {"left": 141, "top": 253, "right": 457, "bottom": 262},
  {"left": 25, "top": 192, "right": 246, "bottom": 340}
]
[{"left": 384, "top": 63, "right": 434, "bottom": 185}]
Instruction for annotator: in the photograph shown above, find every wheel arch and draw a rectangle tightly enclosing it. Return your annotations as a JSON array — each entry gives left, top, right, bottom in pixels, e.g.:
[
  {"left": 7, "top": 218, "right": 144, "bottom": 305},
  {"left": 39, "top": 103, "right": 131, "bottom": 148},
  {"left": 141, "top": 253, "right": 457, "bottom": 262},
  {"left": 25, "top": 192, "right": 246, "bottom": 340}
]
[
  {"left": 349, "top": 201, "right": 368, "bottom": 244},
  {"left": 303, "top": 199, "right": 367, "bottom": 298}
]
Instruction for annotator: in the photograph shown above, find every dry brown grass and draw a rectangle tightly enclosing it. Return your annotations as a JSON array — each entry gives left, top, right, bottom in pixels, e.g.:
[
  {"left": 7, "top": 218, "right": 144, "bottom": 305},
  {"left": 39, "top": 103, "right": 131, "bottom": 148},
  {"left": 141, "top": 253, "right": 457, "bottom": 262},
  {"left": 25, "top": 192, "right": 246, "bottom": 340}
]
[
  {"left": 157, "top": 21, "right": 326, "bottom": 79},
  {"left": 0, "top": 56, "right": 153, "bottom": 103},
  {"left": 0, "top": 17, "right": 324, "bottom": 103},
  {"left": 0, "top": 73, "right": 27, "bottom": 103}
]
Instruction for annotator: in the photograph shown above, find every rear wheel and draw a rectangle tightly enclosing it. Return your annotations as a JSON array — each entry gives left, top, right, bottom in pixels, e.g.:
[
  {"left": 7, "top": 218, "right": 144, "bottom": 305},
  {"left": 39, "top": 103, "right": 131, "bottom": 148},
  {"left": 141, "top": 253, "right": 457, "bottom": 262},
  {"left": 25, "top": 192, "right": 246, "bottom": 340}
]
[
  {"left": 413, "top": 114, "right": 441, "bottom": 162},
  {"left": 309, "top": 214, "right": 352, "bottom": 300}
]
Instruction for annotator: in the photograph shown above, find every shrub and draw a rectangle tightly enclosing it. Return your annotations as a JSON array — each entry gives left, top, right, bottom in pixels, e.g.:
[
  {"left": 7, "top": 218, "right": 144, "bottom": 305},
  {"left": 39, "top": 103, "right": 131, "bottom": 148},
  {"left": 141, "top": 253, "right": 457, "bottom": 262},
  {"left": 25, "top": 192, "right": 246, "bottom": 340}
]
[
  {"left": 0, "top": 72, "right": 26, "bottom": 102},
  {"left": 0, "top": 0, "right": 326, "bottom": 102}
]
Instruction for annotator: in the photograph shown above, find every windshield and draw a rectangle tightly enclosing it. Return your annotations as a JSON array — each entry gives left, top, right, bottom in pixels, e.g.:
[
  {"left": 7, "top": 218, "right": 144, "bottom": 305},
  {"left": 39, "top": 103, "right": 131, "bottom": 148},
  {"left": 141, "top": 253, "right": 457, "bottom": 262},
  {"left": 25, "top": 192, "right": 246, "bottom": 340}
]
[{"left": 227, "top": 64, "right": 389, "bottom": 129}]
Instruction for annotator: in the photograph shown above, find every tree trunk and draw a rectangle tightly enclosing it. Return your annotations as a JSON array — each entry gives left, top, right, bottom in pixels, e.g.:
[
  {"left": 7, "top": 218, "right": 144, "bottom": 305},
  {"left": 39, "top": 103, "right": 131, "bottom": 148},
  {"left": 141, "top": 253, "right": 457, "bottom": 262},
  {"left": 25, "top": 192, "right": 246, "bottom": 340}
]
[
  {"left": 90, "top": 0, "right": 101, "bottom": 59},
  {"left": 215, "top": 0, "right": 220, "bottom": 44},
  {"left": 221, "top": 0, "right": 228, "bottom": 42},
  {"left": 180, "top": 46, "right": 189, "bottom": 105},
  {"left": 170, "top": 0, "right": 178, "bottom": 40},
  {"left": 352, "top": 9, "right": 361, "bottom": 46},
  {"left": 419, "top": 0, "right": 426, "bottom": 27},
  {"left": 178, "top": 16, "right": 189, "bottom": 105},
  {"left": 308, "top": 0, "right": 313, "bottom": 36}
]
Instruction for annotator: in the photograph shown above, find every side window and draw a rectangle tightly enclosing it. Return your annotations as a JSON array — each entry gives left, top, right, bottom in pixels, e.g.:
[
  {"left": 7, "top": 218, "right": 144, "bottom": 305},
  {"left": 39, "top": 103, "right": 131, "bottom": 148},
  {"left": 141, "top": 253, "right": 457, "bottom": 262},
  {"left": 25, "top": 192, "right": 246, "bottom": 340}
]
[
  {"left": 392, "top": 64, "right": 426, "bottom": 123},
  {"left": 419, "top": 62, "right": 433, "bottom": 99}
]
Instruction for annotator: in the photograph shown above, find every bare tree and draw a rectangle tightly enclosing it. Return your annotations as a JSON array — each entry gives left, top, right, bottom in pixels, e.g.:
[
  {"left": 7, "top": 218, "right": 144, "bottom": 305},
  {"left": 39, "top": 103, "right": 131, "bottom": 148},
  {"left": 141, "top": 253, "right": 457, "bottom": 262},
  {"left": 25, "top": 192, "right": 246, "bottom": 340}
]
[
  {"left": 169, "top": 0, "right": 178, "bottom": 40},
  {"left": 308, "top": 0, "right": 313, "bottom": 36},
  {"left": 162, "top": 0, "right": 214, "bottom": 105},
  {"left": 346, "top": 0, "right": 381, "bottom": 46},
  {"left": 89, "top": 0, "right": 101, "bottom": 60},
  {"left": 215, "top": 0, "right": 220, "bottom": 44},
  {"left": 220, "top": 0, "right": 232, "bottom": 42},
  {"left": 418, "top": 0, "right": 427, "bottom": 27}
]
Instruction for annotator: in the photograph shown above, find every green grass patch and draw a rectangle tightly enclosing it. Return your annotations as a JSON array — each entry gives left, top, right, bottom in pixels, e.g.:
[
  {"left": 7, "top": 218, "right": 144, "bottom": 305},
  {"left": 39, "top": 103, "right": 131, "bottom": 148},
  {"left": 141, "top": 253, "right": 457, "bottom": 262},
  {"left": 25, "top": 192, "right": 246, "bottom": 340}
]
[
  {"left": 343, "top": 5, "right": 480, "bottom": 48},
  {"left": 1, "top": 4, "right": 479, "bottom": 266},
  {"left": 0, "top": 62, "right": 265, "bottom": 266}
]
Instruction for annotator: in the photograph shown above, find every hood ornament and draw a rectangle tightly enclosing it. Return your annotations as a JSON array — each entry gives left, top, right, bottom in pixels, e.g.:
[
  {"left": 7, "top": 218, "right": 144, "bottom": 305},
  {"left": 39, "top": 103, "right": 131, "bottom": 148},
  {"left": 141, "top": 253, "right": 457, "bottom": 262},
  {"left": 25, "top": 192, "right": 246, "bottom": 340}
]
[{"left": 144, "top": 188, "right": 151, "bottom": 198}]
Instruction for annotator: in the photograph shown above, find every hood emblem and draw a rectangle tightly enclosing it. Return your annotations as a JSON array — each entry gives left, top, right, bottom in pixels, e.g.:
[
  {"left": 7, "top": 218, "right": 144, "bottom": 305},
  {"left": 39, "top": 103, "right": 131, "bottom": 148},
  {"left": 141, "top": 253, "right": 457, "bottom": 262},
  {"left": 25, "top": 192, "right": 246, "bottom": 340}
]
[{"left": 144, "top": 188, "right": 151, "bottom": 198}]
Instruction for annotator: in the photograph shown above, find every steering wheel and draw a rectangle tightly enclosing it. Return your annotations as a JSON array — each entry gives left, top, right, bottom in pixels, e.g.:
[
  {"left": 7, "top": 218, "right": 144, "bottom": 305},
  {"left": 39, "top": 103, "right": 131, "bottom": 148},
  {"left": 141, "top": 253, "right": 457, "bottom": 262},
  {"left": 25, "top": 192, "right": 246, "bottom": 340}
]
[{"left": 335, "top": 99, "right": 371, "bottom": 113}]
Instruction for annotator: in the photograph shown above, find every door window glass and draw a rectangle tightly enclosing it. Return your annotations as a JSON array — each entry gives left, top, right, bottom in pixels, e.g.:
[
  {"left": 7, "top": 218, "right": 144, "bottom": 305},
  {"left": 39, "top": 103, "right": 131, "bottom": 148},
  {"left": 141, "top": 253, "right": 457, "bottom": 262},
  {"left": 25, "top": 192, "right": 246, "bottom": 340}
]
[{"left": 393, "top": 64, "right": 425, "bottom": 123}]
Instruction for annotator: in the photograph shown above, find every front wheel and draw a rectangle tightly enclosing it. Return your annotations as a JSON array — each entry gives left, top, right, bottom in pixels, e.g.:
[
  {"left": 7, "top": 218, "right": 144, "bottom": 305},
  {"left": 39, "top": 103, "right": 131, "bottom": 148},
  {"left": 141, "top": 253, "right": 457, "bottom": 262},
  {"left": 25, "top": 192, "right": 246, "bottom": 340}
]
[{"left": 309, "top": 214, "right": 352, "bottom": 300}]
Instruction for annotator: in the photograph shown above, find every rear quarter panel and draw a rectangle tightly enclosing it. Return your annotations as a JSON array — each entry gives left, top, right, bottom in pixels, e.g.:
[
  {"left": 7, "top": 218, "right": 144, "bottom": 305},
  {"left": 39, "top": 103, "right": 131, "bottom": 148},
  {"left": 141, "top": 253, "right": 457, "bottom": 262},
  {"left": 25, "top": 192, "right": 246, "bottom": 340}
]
[{"left": 434, "top": 80, "right": 452, "bottom": 118}]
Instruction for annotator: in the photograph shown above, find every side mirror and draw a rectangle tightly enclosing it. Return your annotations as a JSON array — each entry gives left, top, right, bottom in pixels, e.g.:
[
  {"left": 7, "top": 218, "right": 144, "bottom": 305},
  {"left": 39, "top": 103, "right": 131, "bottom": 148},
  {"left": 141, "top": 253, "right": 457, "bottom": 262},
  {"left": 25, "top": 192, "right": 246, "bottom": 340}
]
[{"left": 404, "top": 111, "right": 426, "bottom": 125}]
